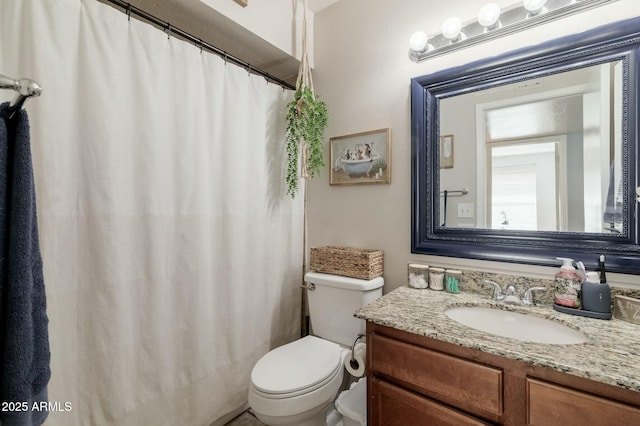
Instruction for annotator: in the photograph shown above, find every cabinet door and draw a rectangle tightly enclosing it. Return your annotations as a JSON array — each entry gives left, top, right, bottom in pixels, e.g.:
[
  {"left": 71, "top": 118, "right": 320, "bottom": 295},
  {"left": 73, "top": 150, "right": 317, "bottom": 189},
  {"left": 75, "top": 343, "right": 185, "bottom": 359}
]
[
  {"left": 369, "top": 378, "right": 492, "bottom": 426},
  {"left": 369, "top": 333, "right": 503, "bottom": 419},
  {"left": 527, "top": 378, "right": 640, "bottom": 425}
]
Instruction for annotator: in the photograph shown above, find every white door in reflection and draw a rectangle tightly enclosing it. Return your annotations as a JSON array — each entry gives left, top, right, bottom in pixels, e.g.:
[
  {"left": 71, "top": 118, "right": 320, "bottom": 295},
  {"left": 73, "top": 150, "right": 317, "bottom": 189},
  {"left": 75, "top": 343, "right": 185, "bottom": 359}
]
[{"left": 489, "top": 140, "right": 565, "bottom": 231}]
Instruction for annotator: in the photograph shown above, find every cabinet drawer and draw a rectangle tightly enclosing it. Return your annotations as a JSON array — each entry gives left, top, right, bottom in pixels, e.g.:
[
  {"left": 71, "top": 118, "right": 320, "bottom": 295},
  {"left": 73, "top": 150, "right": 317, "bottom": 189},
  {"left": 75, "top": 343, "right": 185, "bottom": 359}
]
[
  {"left": 369, "top": 334, "right": 503, "bottom": 418},
  {"left": 526, "top": 378, "right": 640, "bottom": 425},
  {"left": 369, "top": 378, "right": 492, "bottom": 426}
]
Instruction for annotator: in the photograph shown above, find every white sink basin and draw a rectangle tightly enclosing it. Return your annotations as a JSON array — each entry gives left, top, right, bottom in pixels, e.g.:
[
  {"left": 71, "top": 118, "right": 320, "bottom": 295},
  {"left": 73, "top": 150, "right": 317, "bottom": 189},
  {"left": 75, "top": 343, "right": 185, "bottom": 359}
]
[{"left": 445, "top": 306, "right": 587, "bottom": 345}]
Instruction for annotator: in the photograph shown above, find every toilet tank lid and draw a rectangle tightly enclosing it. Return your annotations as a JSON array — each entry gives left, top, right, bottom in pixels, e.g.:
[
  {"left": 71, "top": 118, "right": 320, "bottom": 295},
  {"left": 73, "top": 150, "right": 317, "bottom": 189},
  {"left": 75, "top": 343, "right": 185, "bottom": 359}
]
[{"left": 304, "top": 272, "right": 383, "bottom": 291}]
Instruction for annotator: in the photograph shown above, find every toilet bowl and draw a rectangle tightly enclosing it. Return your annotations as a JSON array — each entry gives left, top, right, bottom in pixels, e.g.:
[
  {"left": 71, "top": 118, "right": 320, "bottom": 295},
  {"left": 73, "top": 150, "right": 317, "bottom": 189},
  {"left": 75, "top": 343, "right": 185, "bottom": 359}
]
[
  {"left": 248, "top": 272, "right": 384, "bottom": 426},
  {"left": 248, "top": 336, "right": 347, "bottom": 426}
]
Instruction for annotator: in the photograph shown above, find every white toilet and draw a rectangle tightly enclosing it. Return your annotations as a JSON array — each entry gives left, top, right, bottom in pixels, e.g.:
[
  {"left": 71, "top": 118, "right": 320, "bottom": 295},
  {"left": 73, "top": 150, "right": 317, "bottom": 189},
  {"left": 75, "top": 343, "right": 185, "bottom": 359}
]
[{"left": 248, "top": 272, "right": 383, "bottom": 426}]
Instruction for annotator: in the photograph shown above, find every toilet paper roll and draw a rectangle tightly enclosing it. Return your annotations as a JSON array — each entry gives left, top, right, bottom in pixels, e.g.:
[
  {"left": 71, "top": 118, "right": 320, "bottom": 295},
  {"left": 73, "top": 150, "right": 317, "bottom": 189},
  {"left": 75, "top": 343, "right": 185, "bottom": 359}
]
[{"left": 345, "top": 342, "right": 367, "bottom": 377}]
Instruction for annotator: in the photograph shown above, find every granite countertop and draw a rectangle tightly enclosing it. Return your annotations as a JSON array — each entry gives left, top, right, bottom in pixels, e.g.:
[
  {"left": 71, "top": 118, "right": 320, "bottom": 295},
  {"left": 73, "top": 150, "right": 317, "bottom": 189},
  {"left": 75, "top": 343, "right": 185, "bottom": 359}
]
[{"left": 356, "top": 286, "right": 640, "bottom": 392}]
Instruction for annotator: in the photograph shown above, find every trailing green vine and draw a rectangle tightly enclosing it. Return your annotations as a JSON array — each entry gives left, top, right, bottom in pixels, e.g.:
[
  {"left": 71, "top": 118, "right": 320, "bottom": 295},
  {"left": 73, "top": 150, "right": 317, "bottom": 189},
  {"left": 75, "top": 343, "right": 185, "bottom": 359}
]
[{"left": 285, "top": 85, "right": 328, "bottom": 198}]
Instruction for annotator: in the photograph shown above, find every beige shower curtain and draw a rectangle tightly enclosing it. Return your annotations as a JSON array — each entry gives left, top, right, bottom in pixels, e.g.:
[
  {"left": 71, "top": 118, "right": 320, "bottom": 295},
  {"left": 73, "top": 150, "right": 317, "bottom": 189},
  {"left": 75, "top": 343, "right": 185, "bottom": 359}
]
[{"left": 0, "top": 0, "right": 304, "bottom": 424}]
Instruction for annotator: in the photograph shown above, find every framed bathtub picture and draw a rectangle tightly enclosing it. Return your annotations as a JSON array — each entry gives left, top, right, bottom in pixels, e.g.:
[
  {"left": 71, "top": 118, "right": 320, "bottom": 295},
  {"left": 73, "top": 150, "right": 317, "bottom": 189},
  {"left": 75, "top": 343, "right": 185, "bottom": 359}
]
[
  {"left": 330, "top": 128, "right": 391, "bottom": 185},
  {"left": 440, "top": 134, "right": 454, "bottom": 169}
]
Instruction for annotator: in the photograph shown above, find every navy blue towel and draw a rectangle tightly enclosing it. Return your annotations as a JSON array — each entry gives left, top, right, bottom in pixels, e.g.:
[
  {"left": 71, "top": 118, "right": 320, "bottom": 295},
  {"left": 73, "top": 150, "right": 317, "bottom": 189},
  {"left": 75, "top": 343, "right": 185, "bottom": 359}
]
[{"left": 0, "top": 103, "right": 50, "bottom": 426}]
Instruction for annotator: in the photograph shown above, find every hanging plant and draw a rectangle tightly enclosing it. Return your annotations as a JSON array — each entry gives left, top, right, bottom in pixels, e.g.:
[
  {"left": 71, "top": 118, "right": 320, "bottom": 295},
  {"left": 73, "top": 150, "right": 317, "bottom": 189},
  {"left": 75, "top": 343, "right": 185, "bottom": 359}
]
[
  {"left": 285, "top": 0, "right": 329, "bottom": 198},
  {"left": 285, "top": 86, "right": 328, "bottom": 197}
]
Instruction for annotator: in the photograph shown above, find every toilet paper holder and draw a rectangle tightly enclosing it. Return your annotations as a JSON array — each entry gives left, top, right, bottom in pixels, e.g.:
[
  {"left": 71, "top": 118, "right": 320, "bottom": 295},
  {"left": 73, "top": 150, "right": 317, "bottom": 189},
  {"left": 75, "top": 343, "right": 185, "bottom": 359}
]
[{"left": 349, "top": 333, "right": 365, "bottom": 370}]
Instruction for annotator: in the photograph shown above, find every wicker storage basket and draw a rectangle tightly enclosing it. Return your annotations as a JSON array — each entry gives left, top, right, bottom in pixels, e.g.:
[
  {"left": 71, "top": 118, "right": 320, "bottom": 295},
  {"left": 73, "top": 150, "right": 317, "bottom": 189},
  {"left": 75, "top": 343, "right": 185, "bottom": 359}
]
[{"left": 309, "top": 246, "right": 383, "bottom": 280}]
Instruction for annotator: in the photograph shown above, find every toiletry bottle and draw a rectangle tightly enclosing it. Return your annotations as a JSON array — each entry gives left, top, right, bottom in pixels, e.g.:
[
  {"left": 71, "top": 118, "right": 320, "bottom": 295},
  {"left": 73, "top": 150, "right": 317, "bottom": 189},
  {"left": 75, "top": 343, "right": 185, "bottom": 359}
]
[
  {"left": 582, "top": 271, "right": 612, "bottom": 314},
  {"left": 554, "top": 257, "right": 583, "bottom": 308}
]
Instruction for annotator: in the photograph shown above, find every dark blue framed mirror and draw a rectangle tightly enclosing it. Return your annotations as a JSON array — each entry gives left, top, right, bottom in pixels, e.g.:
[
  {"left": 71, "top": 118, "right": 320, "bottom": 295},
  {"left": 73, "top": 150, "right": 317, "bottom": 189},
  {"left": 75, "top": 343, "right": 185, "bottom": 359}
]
[{"left": 411, "top": 17, "right": 640, "bottom": 274}]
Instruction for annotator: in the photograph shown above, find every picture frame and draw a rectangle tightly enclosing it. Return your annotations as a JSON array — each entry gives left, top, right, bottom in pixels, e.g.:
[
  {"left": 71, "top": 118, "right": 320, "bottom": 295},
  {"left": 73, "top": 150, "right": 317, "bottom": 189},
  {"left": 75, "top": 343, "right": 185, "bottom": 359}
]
[
  {"left": 440, "top": 134, "right": 454, "bottom": 169},
  {"left": 330, "top": 128, "right": 391, "bottom": 185}
]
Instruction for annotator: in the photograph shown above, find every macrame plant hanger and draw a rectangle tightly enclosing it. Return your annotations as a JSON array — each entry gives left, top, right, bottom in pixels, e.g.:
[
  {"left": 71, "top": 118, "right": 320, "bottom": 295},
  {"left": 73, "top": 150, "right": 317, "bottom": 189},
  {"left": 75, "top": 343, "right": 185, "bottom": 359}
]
[
  {"left": 297, "top": 0, "right": 315, "bottom": 338},
  {"left": 297, "top": 0, "right": 313, "bottom": 179}
]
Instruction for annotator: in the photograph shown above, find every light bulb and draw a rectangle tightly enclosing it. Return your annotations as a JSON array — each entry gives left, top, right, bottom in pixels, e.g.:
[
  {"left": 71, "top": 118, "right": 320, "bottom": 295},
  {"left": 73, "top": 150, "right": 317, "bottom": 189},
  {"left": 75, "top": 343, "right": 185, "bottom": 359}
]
[
  {"left": 409, "top": 31, "right": 429, "bottom": 52},
  {"left": 523, "top": 0, "right": 548, "bottom": 14},
  {"left": 442, "top": 17, "right": 463, "bottom": 41},
  {"left": 478, "top": 3, "right": 501, "bottom": 29}
]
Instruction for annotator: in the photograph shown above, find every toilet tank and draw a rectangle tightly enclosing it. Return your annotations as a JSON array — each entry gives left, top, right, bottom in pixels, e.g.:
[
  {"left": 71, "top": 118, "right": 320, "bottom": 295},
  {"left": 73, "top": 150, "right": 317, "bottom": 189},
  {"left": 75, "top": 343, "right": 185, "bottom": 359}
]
[{"left": 304, "top": 272, "right": 383, "bottom": 346}]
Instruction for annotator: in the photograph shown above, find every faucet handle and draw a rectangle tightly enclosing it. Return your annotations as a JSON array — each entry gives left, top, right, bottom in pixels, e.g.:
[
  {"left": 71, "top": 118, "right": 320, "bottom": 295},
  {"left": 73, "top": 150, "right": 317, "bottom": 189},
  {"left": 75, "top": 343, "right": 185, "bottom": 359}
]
[
  {"left": 483, "top": 280, "right": 504, "bottom": 301},
  {"left": 522, "top": 286, "right": 546, "bottom": 306}
]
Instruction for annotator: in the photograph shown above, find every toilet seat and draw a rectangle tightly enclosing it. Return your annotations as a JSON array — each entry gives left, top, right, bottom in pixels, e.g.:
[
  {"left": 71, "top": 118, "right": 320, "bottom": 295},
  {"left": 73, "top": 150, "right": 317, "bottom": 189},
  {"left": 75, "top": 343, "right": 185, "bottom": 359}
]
[{"left": 251, "top": 335, "right": 343, "bottom": 399}]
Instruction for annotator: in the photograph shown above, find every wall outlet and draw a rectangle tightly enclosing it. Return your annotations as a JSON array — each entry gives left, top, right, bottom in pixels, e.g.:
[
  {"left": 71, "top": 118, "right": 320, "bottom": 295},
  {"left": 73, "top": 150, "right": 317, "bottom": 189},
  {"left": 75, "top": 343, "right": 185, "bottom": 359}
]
[{"left": 457, "top": 203, "right": 474, "bottom": 218}]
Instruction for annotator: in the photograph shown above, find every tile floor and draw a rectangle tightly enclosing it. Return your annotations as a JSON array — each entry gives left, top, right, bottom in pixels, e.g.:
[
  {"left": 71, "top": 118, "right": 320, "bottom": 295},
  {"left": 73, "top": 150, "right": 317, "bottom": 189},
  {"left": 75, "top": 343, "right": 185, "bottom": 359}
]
[{"left": 225, "top": 411, "right": 265, "bottom": 426}]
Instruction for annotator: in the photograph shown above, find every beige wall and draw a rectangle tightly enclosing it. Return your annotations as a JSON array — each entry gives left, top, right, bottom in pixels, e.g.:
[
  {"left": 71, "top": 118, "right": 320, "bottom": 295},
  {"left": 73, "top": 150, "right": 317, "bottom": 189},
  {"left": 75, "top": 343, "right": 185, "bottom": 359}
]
[{"left": 309, "top": 0, "right": 640, "bottom": 292}]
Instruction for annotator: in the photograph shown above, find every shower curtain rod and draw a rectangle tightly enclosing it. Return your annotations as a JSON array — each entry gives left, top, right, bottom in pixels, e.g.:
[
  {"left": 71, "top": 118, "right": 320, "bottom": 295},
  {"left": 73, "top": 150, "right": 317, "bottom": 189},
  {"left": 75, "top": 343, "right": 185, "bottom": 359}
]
[
  {"left": 104, "top": 0, "right": 296, "bottom": 90},
  {"left": 0, "top": 73, "right": 42, "bottom": 119}
]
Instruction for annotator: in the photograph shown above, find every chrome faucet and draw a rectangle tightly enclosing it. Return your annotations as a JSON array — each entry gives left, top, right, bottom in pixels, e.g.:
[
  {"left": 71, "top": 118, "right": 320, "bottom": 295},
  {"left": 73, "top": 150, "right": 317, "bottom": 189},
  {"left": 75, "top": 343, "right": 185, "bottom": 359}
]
[
  {"left": 482, "top": 280, "right": 546, "bottom": 306},
  {"left": 502, "top": 284, "right": 520, "bottom": 304}
]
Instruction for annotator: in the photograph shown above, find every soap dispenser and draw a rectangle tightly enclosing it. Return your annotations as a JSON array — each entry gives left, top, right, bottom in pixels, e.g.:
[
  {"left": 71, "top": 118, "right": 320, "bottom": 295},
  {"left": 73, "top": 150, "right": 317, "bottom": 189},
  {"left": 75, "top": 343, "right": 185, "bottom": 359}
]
[
  {"left": 554, "top": 257, "right": 582, "bottom": 308},
  {"left": 582, "top": 271, "right": 611, "bottom": 314}
]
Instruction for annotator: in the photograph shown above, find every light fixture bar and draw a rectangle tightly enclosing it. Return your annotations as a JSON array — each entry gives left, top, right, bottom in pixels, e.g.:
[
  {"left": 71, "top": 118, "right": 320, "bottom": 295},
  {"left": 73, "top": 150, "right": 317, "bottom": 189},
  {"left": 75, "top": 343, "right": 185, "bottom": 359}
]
[{"left": 409, "top": 0, "right": 618, "bottom": 62}]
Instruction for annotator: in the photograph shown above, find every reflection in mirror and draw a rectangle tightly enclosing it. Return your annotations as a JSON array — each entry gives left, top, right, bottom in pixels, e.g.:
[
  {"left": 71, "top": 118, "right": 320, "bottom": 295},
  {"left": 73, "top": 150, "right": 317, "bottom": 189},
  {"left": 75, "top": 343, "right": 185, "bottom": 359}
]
[
  {"left": 439, "top": 61, "right": 623, "bottom": 234},
  {"left": 490, "top": 140, "right": 560, "bottom": 232}
]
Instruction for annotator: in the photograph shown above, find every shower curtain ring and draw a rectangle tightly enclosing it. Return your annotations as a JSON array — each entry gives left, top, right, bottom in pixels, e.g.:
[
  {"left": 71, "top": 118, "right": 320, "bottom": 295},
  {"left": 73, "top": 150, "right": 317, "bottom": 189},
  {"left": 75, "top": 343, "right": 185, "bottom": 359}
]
[
  {"left": 165, "top": 24, "right": 172, "bottom": 39},
  {"left": 126, "top": 3, "right": 131, "bottom": 21}
]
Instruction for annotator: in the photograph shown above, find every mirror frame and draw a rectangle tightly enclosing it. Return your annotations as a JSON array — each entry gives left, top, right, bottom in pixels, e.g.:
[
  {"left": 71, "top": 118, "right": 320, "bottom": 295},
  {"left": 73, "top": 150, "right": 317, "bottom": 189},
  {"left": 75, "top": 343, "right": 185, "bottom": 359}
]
[{"left": 411, "top": 17, "right": 640, "bottom": 274}]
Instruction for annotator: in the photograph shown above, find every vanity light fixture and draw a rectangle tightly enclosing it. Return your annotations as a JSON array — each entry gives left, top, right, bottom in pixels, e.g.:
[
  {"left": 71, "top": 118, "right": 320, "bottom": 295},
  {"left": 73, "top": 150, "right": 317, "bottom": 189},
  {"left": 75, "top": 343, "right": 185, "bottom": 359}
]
[
  {"left": 478, "top": 3, "right": 502, "bottom": 31},
  {"left": 523, "top": 0, "right": 548, "bottom": 16},
  {"left": 409, "top": 31, "right": 431, "bottom": 54},
  {"left": 442, "top": 17, "right": 465, "bottom": 42},
  {"left": 408, "top": 0, "right": 618, "bottom": 62}
]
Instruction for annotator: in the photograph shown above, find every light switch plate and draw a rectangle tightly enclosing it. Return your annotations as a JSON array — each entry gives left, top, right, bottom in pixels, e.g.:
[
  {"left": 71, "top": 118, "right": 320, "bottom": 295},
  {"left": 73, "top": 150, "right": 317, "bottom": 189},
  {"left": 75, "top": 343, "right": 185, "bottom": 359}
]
[{"left": 457, "top": 203, "right": 474, "bottom": 218}]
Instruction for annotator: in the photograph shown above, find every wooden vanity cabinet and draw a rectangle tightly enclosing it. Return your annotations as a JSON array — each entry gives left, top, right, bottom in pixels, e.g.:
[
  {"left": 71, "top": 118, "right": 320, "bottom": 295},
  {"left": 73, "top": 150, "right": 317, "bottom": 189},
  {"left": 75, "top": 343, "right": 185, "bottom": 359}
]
[{"left": 366, "top": 322, "right": 640, "bottom": 425}]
